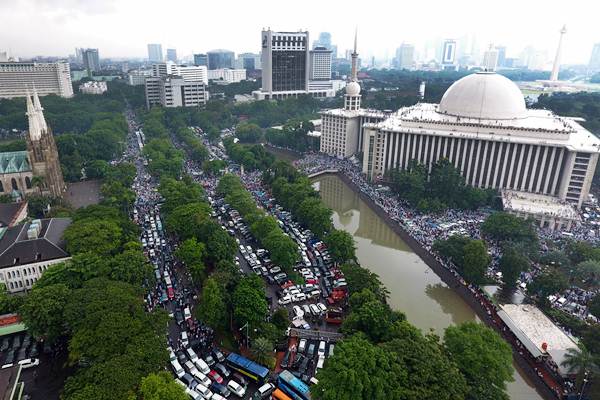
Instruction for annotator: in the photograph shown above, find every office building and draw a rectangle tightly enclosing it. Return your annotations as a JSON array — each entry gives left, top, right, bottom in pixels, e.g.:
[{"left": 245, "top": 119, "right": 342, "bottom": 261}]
[
  {"left": 207, "top": 68, "right": 246, "bottom": 83},
  {"left": 0, "top": 61, "right": 73, "bottom": 98},
  {"left": 320, "top": 31, "right": 389, "bottom": 158},
  {"left": 394, "top": 43, "right": 415, "bottom": 70},
  {"left": 589, "top": 43, "right": 600, "bottom": 72},
  {"left": 166, "top": 48, "right": 177, "bottom": 63},
  {"left": 82, "top": 48, "right": 100, "bottom": 76},
  {"left": 207, "top": 49, "right": 234, "bottom": 70},
  {"left": 310, "top": 47, "right": 332, "bottom": 80},
  {"left": 359, "top": 72, "right": 599, "bottom": 213},
  {"left": 193, "top": 53, "right": 208, "bottom": 67},
  {"left": 145, "top": 76, "right": 208, "bottom": 109},
  {"left": 127, "top": 69, "right": 153, "bottom": 86},
  {"left": 152, "top": 61, "right": 208, "bottom": 85},
  {"left": 79, "top": 81, "right": 107, "bottom": 95},
  {"left": 482, "top": 46, "right": 499, "bottom": 71},
  {"left": 147, "top": 43, "right": 163, "bottom": 62},
  {"left": 313, "top": 32, "right": 337, "bottom": 57},
  {"left": 236, "top": 53, "right": 261, "bottom": 70},
  {"left": 441, "top": 39, "right": 457, "bottom": 70},
  {"left": 496, "top": 46, "right": 507, "bottom": 68},
  {"left": 254, "top": 29, "right": 335, "bottom": 100}
]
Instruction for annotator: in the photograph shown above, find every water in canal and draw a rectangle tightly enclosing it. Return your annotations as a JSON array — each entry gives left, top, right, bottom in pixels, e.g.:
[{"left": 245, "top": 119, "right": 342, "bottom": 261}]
[{"left": 312, "top": 174, "right": 542, "bottom": 400}]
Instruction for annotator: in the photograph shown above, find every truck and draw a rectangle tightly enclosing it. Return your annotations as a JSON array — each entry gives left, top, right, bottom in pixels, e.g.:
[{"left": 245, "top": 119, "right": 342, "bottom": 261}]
[{"left": 325, "top": 307, "right": 344, "bottom": 325}]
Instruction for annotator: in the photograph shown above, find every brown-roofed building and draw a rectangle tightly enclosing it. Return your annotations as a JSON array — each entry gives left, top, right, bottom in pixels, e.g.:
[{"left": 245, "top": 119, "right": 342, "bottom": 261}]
[
  {"left": 0, "top": 202, "right": 28, "bottom": 228},
  {"left": 0, "top": 218, "right": 71, "bottom": 293}
]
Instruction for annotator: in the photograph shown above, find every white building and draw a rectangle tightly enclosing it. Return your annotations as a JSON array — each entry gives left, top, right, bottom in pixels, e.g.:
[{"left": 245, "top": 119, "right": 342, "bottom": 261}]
[
  {"left": 360, "top": 72, "right": 600, "bottom": 210},
  {"left": 394, "top": 44, "right": 415, "bottom": 70},
  {"left": 0, "top": 61, "right": 73, "bottom": 98},
  {"left": 127, "top": 69, "right": 153, "bottom": 86},
  {"left": 310, "top": 47, "right": 332, "bottom": 81},
  {"left": 152, "top": 62, "right": 208, "bottom": 85},
  {"left": 208, "top": 68, "right": 247, "bottom": 83},
  {"left": 79, "top": 81, "right": 107, "bottom": 95},
  {"left": 145, "top": 76, "right": 208, "bottom": 108},
  {"left": 147, "top": 43, "right": 163, "bottom": 62},
  {"left": 441, "top": 39, "right": 457, "bottom": 70},
  {"left": 0, "top": 218, "right": 72, "bottom": 293},
  {"left": 482, "top": 47, "right": 499, "bottom": 71},
  {"left": 253, "top": 30, "right": 335, "bottom": 100}
]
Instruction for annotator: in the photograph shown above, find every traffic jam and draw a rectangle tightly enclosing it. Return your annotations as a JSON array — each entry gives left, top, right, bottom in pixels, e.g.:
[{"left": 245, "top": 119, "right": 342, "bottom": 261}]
[{"left": 130, "top": 116, "right": 349, "bottom": 400}]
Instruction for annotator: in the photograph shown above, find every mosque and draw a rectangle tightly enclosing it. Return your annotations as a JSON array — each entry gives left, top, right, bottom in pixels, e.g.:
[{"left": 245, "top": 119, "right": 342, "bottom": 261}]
[{"left": 0, "top": 90, "right": 65, "bottom": 199}]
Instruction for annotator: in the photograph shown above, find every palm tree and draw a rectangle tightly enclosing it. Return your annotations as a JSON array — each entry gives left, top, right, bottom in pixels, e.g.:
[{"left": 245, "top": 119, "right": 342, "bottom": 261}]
[
  {"left": 30, "top": 176, "right": 45, "bottom": 195},
  {"left": 561, "top": 344, "right": 599, "bottom": 389},
  {"left": 250, "top": 337, "right": 274, "bottom": 367}
]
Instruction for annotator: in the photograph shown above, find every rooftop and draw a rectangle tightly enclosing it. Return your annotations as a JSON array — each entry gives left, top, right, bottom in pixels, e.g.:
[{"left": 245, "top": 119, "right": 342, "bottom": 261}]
[
  {"left": 499, "top": 304, "right": 578, "bottom": 376},
  {"left": 0, "top": 152, "right": 30, "bottom": 174},
  {"left": 501, "top": 190, "right": 581, "bottom": 221}
]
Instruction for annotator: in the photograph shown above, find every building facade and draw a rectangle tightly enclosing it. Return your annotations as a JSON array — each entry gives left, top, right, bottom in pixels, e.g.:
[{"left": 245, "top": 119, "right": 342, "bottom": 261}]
[
  {"left": 360, "top": 72, "right": 600, "bottom": 208},
  {"left": 441, "top": 39, "right": 457, "bottom": 70},
  {"left": 193, "top": 53, "right": 208, "bottom": 67},
  {"left": 145, "top": 76, "right": 208, "bottom": 108},
  {"left": 147, "top": 43, "right": 163, "bottom": 62},
  {"left": 309, "top": 47, "right": 332, "bottom": 80},
  {"left": 207, "top": 50, "right": 235, "bottom": 70},
  {"left": 166, "top": 48, "right": 177, "bottom": 63},
  {"left": 152, "top": 62, "right": 208, "bottom": 85},
  {"left": 589, "top": 43, "right": 600, "bottom": 72},
  {"left": 254, "top": 30, "right": 334, "bottom": 100},
  {"left": 207, "top": 68, "right": 246, "bottom": 83},
  {"left": 0, "top": 61, "right": 73, "bottom": 99},
  {"left": 82, "top": 48, "right": 100, "bottom": 75},
  {"left": 394, "top": 44, "right": 415, "bottom": 70},
  {"left": 79, "top": 81, "right": 107, "bottom": 95},
  {"left": 127, "top": 69, "right": 153, "bottom": 86},
  {"left": 236, "top": 53, "right": 261, "bottom": 70}
]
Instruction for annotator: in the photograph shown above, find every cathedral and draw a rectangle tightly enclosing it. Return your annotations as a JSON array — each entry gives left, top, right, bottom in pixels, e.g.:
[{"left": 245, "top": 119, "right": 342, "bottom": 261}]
[{"left": 0, "top": 90, "right": 65, "bottom": 198}]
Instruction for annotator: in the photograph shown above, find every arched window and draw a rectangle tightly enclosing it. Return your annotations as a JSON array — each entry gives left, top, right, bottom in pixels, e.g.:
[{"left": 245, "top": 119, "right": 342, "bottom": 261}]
[
  {"left": 25, "top": 176, "right": 32, "bottom": 189},
  {"left": 9, "top": 282, "right": 14, "bottom": 289},
  {"left": 0, "top": 181, "right": 3, "bottom": 192},
  {"left": 11, "top": 178, "right": 18, "bottom": 191}
]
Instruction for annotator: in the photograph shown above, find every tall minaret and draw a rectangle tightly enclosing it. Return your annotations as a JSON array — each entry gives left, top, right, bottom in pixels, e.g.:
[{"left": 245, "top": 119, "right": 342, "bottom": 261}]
[
  {"left": 350, "top": 28, "right": 359, "bottom": 82},
  {"left": 550, "top": 25, "right": 567, "bottom": 82},
  {"left": 344, "top": 29, "right": 361, "bottom": 111}
]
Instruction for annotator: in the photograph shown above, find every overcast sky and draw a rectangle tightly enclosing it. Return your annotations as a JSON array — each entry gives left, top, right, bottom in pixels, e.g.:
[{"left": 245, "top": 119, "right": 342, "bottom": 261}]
[{"left": 2, "top": 0, "right": 599, "bottom": 65}]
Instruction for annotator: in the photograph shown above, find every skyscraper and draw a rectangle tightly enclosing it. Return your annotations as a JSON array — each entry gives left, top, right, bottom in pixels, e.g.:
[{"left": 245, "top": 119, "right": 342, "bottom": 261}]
[
  {"left": 589, "top": 43, "right": 600, "bottom": 72},
  {"left": 82, "top": 48, "right": 100, "bottom": 76},
  {"left": 207, "top": 50, "right": 234, "bottom": 70},
  {"left": 166, "top": 48, "right": 177, "bottom": 63},
  {"left": 309, "top": 47, "right": 332, "bottom": 80},
  {"left": 236, "top": 53, "right": 261, "bottom": 70},
  {"left": 394, "top": 44, "right": 415, "bottom": 70},
  {"left": 193, "top": 54, "right": 208, "bottom": 67},
  {"left": 441, "top": 39, "right": 457, "bottom": 70},
  {"left": 496, "top": 46, "right": 507, "bottom": 68},
  {"left": 147, "top": 44, "right": 163, "bottom": 62},
  {"left": 482, "top": 46, "right": 499, "bottom": 71},
  {"left": 0, "top": 61, "right": 73, "bottom": 98}
]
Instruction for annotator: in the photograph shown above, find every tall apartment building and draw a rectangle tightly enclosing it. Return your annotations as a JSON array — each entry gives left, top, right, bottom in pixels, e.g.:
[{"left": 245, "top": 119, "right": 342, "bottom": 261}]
[
  {"left": 193, "top": 53, "right": 208, "bottom": 67},
  {"left": 254, "top": 30, "right": 334, "bottom": 100},
  {"left": 145, "top": 76, "right": 208, "bottom": 108},
  {"left": 0, "top": 61, "right": 73, "bottom": 98},
  {"left": 441, "top": 39, "right": 458, "bottom": 70},
  {"left": 166, "top": 48, "right": 177, "bottom": 63},
  {"left": 394, "top": 44, "right": 415, "bottom": 70},
  {"left": 152, "top": 61, "right": 208, "bottom": 85},
  {"left": 482, "top": 47, "right": 499, "bottom": 71},
  {"left": 147, "top": 44, "right": 163, "bottom": 62},
  {"left": 309, "top": 47, "right": 332, "bottom": 80},
  {"left": 236, "top": 53, "right": 261, "bottom": 70},
  {"left": 589, "top": 43, "right": 600, "bottom": 72},
  {"left": 82, "top": 48, "right": 100, "bottom": 76},
  {"left": 207, "top": 50, "right": 234, "bottom": 70}
]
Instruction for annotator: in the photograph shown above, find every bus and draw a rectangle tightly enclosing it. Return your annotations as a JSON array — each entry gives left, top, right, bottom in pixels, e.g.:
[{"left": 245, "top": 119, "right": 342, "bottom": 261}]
[
  {"left": 277, "top": 370, "right": 311, "bottom": 400},
  {"left": 272, "top": 388, "right": 293, "bottom": 400},
  {"left": 225, "top": 353, "right": 269, "bottom": 383}
]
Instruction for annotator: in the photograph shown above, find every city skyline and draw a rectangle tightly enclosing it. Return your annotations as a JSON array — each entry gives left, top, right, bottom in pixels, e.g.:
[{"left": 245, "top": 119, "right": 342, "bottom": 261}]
[{"left": 2, "top": 0, "right": 600, "bottom": 65}]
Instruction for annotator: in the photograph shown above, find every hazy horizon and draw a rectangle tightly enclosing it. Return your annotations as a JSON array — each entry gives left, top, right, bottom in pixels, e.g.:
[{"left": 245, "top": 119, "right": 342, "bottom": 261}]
[{"left": 2, "top": 0, "right": 599, "bottom": 65}]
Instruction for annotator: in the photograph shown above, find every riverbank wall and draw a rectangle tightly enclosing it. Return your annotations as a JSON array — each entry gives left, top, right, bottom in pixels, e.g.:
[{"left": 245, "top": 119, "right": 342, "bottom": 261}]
[{"left": 330, "top": 172, "right": 560, "bottom": 400}]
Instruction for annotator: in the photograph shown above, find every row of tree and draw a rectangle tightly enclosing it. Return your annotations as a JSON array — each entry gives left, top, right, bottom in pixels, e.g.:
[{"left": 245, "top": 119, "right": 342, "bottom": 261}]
[
  {"left": 223, "top": 138, "right": 275, "bottom": 171},
  {"left": 387, "top": 159, "right": 497, "bottom": 213}
]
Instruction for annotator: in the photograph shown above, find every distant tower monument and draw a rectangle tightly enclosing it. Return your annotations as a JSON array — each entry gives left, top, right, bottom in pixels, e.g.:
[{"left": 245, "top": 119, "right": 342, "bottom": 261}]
[
  {"left": 26, "top": 89, "right": 66, "bottom": 197},
  {"left": 550, "top": 25, "right": 567, "bottom": 82}
]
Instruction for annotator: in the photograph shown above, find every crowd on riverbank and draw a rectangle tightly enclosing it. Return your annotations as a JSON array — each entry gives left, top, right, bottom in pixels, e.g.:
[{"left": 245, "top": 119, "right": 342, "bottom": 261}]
[{"left": 294, "top": 152, "right": 588, "bottom": 399}]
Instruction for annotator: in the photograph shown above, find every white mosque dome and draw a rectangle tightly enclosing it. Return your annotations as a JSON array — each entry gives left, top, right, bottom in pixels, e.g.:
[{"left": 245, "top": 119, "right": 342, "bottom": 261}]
[
  {"left": 346, "top": 81, "right": 361, "bottom": 96},
  {"left": 438, "top": 72, "right": 527, "bottom": 120}
]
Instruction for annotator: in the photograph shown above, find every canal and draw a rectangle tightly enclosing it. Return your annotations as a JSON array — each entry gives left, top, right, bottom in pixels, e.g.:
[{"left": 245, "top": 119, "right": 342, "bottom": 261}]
[{"left": 312, "top": 174, "right": 543, "bottom": 400}]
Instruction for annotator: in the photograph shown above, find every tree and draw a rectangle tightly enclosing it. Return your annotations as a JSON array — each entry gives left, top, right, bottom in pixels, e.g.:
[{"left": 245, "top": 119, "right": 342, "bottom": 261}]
[
  {"left": 481, "top": 212, "right": 538, "bottom": 247},
  {"left": 19, "top": 283, "right": 71, "bottom": 344},
  {"left": 499, "top": 247, "right": 529, "bottom": 289},
  {"left": 574, "top": 260, "right": 600, "bottom": 288},
  {"left": 137, "top": 372, "right": 188, "bottom": 400},
  {"left": 388, "top": 162, "right": 427, "bottom": 206},
  {"left": 232, "top": 275, "right": 268, "bottom": 333},
  {"left": 0, "top": 283, "right": 23, "bottom": 315},
  {"left": 158, "top": 177, "right": 206, "bottom": 215},
  {"left": 197, "top": 278, "right": 227, "bottom": 330},
  {"left": 175, "top": 238, "right": 205, "bottom": 266},
  {"left": 108, "top": 249, "right": 154, "bottom": 287},
  {"left": 263, "top": 230, "right": 298, "bottom": 271},
  {"left": 250, "top": 337, "right": 274, "bottom": 367},
  {"left": 589, "top": 296, "right": 600, "bottom": 318},
  {"left": 63, "top": 219, "right": 123, "bottom": 256},
  {"left": 199, "top": 220, "right": 237, "bottom": 264},
  {"left": 30, "top": 175, "right": 46, "bottom": 195},
  {"left": 202, "top": 159, "right": 227, "bottom": 176},
  {"left": 341, "top": 293, "right": 397, "bottom": 343},
  {"left": 236, "top": 122, "right": 263, "bottom": 143},
  {"left": 462, "top": 240, "right": 490, "bottom": 284},
  {"left": 432, "top": 235, "right": 471, "bottom": 268},
  {"left": 444, "top": 322, "right": 514, "bottom": 400},
  {"left": 165, "top": 202, "right": 211, "bottom": 239},
  {"left": 324, "top": 230, "right": 356, "bottom": 264},
  {"left": 560, "top": 344, "right": 599, "bottom": 389},
  {"left": 528, "top": 268, "right": 568, "bottom": 297},
  {"left": 339, "top": 264, "right": 388, "bottom": 302}
]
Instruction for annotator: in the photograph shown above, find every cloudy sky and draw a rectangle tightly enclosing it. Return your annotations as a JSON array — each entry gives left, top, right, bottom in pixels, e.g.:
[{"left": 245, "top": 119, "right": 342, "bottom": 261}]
[{"left": 2, "top": 0, "right": 599, "bottom": 65}]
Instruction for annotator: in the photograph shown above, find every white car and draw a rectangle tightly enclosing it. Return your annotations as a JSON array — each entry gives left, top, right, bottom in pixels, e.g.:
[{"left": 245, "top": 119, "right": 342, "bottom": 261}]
[
  {"left": 278, "top": 295, "right": 292, "bottom": 305},
  {"left": 309, "top": 304, "right": 321, "bottom": 315},
  {"left": 292, "top": 305, "right": 304, "bottom": 319},
  {"left": 185, "top": 360, "right": 199, "bottom": 376},
  {"left": 181, "top": 331, "right": 189, "bottom": 347},
  {"left": 317, "top": 303, "right": 327, "bottom": 313},
  {"left": 18, "top": 358, "right": 39, "bottom": 369},
  {"left": 227, "top": 380, "right": 246, "bottom": 398},
  {"left": 191, "top": 370, "right": 211, "bottom": 387},
  {"left": 292, "top": 293, "right": 306, "bottom": 302}
]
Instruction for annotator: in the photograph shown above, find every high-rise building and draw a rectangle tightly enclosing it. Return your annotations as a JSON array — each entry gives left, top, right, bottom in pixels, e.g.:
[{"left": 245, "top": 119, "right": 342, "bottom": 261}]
[
  {"left": 313, "top": 32, "right": 337, "bottom": 58},
  {"left": 152, "top": 61, "right": 208, "bottom": 85},
  {"left": 589, "top": 43, "right": 600, "bottom": 72},
  {"left": 147, "top": 44, "right": 163, "bottom": 62},
  {"left": 193, "top": 53, "right": 208, "bottom": 67},
  {"left": 254, "top": 29, "right": 335, "bottom": 100},
  {"left": 75, "top": 47, "right": 84, "bottom": 63},
  {"left": 236, "top": 53, "right": 261, "bottom": 70},
  {"left": 309, "top": 47, "right": 332, "bottom": 80},
  {"left": 82, "top": 48, "right": 100, "bottom": 76},
  {"left": 207, "top": 50, "right": 234, "bottom": 70},
  {"left": 166, "top": 48, "right": 177, "bottom": 63},
  {"left": 127, "top": 69, "right": 153, "bottom": 86},
  {"left": 0, "top": 61, "right": 73, "bottom": 98},
  {"left": 145, "top": 76, "right": 208, "bottom": 109},
  {"left": 496, "top": 46, "right": 507, "bottom": 68},
  {"left": 482, "top": 46, "right": 499, "bottom": 71},
  {"left": 441, "top": 39, "right": 457, "bottom": 70},
  {"left": 394, "top": 44, "right": 415, "bottom": 70}
]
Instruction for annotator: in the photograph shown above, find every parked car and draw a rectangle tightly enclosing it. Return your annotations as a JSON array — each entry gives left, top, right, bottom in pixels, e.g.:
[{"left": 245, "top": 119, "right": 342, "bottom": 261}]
[
  {"left": 307, "top": 343, "right": 316, "bottom": 357},
  {"left": 210, "top": 382, "right": 231, "bottom": 398},
  {"left": 208, "top": 369, "right": 224, "bottom": 384},
  {"left": 231, "top": 372, "right": 249, "bottom": 387},
  {"left": 214, "top": 362, "right": 230, "bottom": 378},
  {"left": 204, "top": 354, "right": 216, "bottom": 367},
  {"left": 227, "top": 379, "right": 246, "bottom": 398},
  {"left": 212, "top": 348, "right": 225, "bottom": 363}
]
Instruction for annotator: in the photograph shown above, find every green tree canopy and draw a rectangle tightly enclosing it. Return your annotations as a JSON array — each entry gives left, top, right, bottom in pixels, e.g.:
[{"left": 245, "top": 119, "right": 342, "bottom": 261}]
[
  {"left": 324, "top": 230, "right": 356, "bottom": 264},
  {"left": 136, "top": 372, "right": 188, "bottom": 400}
]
